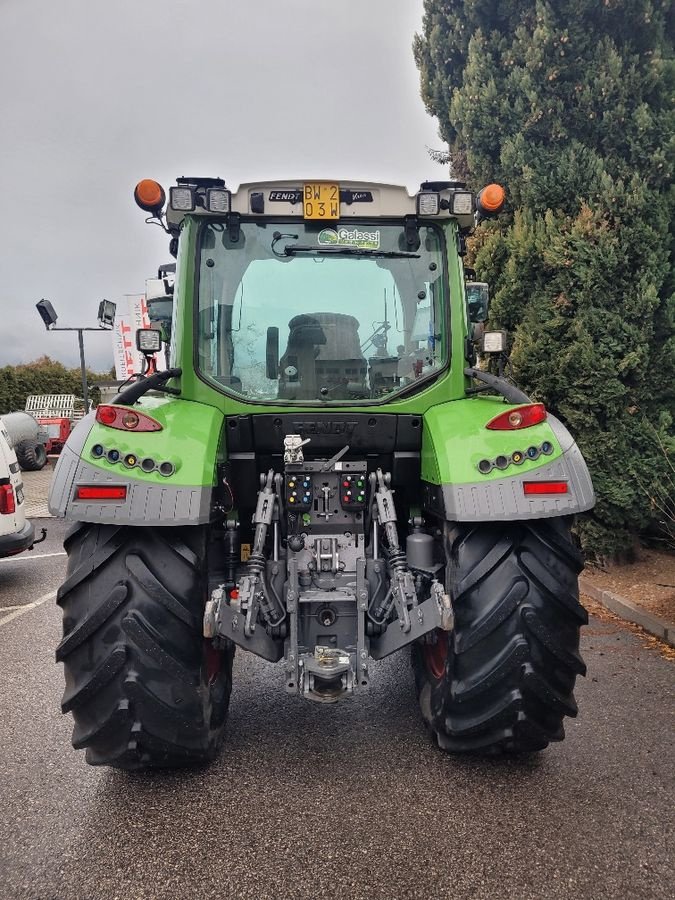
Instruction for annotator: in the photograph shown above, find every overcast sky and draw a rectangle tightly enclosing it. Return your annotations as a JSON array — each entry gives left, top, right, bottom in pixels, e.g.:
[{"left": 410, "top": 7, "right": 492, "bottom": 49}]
[{"left": 0, "top": 0, "right": 441, "bottom": 372}]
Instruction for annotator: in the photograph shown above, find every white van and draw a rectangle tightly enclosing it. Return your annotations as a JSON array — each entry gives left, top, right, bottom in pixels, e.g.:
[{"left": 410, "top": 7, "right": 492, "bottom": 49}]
[{"left": 0, "top": 420, "right": 35, "bottom": 557}]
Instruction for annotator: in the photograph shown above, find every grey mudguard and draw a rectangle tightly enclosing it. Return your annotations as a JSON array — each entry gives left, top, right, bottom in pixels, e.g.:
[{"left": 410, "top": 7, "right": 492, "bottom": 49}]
[
  {"left": 423, "top": 415, "right": 595, "bottom": 522},
  {"left": 48, "top": 413, "right": 95, "bottom": 515},
  {"left": 49, "top": 415, "right": 212, "bottom": 526}
]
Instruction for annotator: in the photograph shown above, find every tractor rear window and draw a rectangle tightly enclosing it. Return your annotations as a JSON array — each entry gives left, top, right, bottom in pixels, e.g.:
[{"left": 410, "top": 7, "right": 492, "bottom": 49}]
[{"left": 196, "top": 220, "right": 447, "bottom": 403}]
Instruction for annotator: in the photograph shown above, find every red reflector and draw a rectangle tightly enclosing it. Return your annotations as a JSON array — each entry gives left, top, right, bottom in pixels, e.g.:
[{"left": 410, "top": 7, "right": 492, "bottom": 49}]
[
  {"left": 95, "top": 405, "right": 162, "bottom": 432},
  {"left": 523, "top": 481, "right": 569, "bottom": 495},
  {"left": 0, "top": 484, "right": 16, "bottom": 514},
  {"left": 486, "top": 403, "right": 547, "bottom": 430},
  {"left": 76, "top": 485, "right": 127, "bottom": 501}
]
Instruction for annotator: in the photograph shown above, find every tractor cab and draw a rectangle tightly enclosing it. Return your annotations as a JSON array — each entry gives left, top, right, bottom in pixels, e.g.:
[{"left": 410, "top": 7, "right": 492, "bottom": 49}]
[{"left": 132, "top": 177, "right": 502, "bottom": 407}]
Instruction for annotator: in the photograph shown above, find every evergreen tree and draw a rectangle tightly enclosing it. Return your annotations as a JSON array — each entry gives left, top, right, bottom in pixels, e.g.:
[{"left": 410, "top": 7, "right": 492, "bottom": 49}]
[
  {"left": 416, "top": 0, "right": 674, "bottom": 558},
  {"left": 0, "top": 357, "right": 102, "bottom": 414}
]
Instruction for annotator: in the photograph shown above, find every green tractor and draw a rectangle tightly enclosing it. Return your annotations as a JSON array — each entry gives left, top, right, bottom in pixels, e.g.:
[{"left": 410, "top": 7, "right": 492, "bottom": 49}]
[{"left": 49, "top": 176, "right": 594, "bottom": 769}]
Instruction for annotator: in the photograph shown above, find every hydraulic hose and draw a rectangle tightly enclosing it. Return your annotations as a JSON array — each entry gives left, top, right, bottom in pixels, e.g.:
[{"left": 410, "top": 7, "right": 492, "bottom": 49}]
[{"left": 112, "top": 368, "right": 182, "bottom": 405}]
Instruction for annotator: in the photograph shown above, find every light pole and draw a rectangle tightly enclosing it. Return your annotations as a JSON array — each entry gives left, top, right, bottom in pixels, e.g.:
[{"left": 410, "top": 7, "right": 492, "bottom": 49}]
[{"left": 36, "top": 299, "right": 116, "bottom": 409}]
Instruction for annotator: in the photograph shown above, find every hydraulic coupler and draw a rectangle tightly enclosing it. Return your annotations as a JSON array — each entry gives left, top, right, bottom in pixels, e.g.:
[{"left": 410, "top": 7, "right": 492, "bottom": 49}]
[{"left": 204, "top": 469, "right": 286, "bottom": 662}]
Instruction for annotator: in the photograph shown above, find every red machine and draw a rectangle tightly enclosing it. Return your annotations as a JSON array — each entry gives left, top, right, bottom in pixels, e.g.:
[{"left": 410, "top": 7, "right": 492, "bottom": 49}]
[{"left": 24, "top": 395, "right": 90, "bottom": 455}]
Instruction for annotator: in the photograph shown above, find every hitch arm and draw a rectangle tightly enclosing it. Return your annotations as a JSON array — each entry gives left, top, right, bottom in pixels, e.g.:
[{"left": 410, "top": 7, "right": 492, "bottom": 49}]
[
  {"left": 369, "top": 469, "right": 416, "bottom": 632},
  {"left": 238, "top": 469, "right": 286, "bottom": 634}
]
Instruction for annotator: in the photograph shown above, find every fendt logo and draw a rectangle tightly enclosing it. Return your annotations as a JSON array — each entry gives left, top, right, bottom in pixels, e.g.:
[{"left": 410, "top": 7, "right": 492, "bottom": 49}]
[
  {"left": 269, "top": 190, "right": 302, "bottom": 203},
  {"left": 292, "top": 421, "right": 358, "bottom": 435}
]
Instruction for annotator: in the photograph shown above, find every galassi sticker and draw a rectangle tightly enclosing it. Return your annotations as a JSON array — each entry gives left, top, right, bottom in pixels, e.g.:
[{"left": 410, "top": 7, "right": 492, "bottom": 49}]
[{"left": 318, "top": 227, "right": 380, "bottom": 250}]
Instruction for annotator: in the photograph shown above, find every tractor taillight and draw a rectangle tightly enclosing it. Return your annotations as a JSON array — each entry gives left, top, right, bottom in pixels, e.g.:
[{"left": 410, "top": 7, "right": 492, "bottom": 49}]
[
  {"left": 523, "top": 481, "right": 569, "bottom": 495},
  {"left": 97, "top": 406, "right": 116, "bottom": 425},
  {"left": 76, "top": 485, "right": 127, "bottom": 501},
  {"left": 486, "top": 404, "right": 547, "bottom": 430},
  {"left": 95, "top": 405, "right": 162, "bottom": 432},
  {"left": 0, "top": 484, "right": 16, "bottom": 514}
]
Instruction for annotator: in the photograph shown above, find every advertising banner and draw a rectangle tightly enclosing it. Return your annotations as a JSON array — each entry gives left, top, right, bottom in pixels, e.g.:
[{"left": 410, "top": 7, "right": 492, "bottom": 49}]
[{"left": 112, "top": 295, "right": 151, "bottom": 381}]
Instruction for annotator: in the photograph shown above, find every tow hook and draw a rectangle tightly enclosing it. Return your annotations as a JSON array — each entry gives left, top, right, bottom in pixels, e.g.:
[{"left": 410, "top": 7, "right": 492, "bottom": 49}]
[{"left": 30, "top": 528, "right": 47, "bottom": 548}]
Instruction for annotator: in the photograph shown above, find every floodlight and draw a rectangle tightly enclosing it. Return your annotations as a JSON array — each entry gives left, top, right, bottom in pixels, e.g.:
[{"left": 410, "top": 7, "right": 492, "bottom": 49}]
[
  {"left": 482, "top": 331, "right": 507, "bottom": 354},
  {"left": 36, "top": 298, "right": 58, "bottom": 329},
  {"left": 416, "top": 192, "right": 440, "bottom": 216},
  {"left": 136, "top": 328, "right": 162, "bottom": 354},
  {"left": 97, "top": 299, "right": 117, "bottom": 328}
]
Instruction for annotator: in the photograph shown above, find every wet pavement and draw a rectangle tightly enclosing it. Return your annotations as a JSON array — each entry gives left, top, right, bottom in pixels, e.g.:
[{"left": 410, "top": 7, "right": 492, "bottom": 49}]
[{"left": 0, "top": 518, "right": 673, "bottom": 899}]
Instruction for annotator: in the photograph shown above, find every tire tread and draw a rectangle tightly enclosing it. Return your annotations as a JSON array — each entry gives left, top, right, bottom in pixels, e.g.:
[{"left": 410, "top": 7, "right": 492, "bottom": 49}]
[
  {"left": 57, "top": 524, "right": 233, "bottom": 770},
  {"left": 413, "top": 519, "right": 586, "bottom": 754}
]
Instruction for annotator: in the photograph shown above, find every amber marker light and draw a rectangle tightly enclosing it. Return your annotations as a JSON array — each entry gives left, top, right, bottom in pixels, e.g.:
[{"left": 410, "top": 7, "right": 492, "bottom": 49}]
[
  {"left": 134, "top": 179, "right": 166, "bottom": 215},
  {"left": 476, "top": 183, "right": 506, "bottom": 217}
]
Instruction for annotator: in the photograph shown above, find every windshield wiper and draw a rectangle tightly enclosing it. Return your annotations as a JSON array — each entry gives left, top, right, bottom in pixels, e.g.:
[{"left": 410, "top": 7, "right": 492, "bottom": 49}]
[{"left": 282, "top": 245, "right": 420, "bottom": 259}]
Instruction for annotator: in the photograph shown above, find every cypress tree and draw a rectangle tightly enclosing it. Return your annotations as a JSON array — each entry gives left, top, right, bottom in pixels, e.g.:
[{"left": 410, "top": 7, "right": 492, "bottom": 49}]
[{"left": 415, "top": 0, "right": 675, "bottom": 559}]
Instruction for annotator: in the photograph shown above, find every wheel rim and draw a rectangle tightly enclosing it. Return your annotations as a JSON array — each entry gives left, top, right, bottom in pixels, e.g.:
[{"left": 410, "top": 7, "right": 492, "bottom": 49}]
[
  {"left": 423, "top": 630, "right": 448, "bottom": 681},
  {"left": 204, "top": 640, "right": 223, "bottom": 685}
]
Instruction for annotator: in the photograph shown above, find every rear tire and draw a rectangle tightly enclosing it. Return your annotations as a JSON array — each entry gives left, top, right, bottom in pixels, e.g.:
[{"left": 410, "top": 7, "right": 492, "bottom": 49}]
[
  {"left": 56, "top": 523, "right": 234, "bottom": 770},
  {"left": 412, "top": 519, "right": 587, "bottom": 754},
  {"left": 16, "top": 440, "right": 47, "bottom": 471}
]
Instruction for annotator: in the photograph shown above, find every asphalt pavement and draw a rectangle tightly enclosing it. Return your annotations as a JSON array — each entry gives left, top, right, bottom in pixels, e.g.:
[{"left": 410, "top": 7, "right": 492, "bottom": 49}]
[{"left": 0, "top": 518, "right": 673, "bottom": 900}]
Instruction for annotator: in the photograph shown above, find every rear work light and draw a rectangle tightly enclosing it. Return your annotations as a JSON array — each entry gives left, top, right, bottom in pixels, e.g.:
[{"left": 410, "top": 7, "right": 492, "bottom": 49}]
[
  {"left": 76, "top": 485, "right": 127, "bottom": 501},
  {"left": 523, "top": 481, "right": 569, "bottom": 496},
  {"left": 0, "top": 483, "right": 16, "bottom": 514},
  {"left": 481, "top": 330, "right": 507, "bottom": 354},
  {"left": 95, "top": 405, "right": 162, "bottom": 432},
  {"left": 170, "top": 186, "right": 196, "bottom": 211},
  {"left": 207, "top": 188, "right": 231, "bottom": 213},
  {"left": 486, "top": 403, "right": 547, "bottom": 430},
  {"left": 136, "top": 328, "right": 162, "bottom": 354},
  {"left": 416, "top": 192, "right": 440, "bottom": 215},
  {"left": 451, "top": 191, "right": 473, "bottom": 215}
]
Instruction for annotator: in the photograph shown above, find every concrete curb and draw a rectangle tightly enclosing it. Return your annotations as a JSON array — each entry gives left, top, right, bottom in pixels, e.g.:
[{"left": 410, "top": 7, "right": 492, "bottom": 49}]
[{"left": 580, "top": 576, "right": 675, "bottom": 649}]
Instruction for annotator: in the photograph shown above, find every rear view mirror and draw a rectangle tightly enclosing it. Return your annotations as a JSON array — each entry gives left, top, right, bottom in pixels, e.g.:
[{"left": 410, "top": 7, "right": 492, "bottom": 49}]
[
  {"left": 266, "top": 327, "right": 279, "bottom": 379},
  {"left": 466, "top": 281, "right": 489, "bottom": 324}
]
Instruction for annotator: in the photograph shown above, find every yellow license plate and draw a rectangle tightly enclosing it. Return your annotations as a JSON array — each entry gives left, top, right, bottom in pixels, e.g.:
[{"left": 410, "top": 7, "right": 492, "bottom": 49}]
[{"left": 303, "top": 183, "right": 340, "bottom": 219}]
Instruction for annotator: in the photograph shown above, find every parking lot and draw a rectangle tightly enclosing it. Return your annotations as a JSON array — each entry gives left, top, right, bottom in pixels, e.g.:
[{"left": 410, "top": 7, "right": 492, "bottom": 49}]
[{"left": 0, "top": 476, "right": 673, "bottom": 899}]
